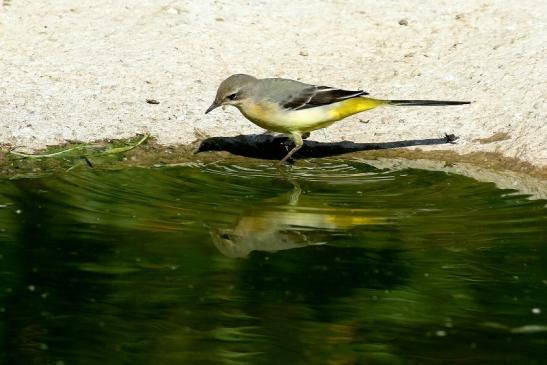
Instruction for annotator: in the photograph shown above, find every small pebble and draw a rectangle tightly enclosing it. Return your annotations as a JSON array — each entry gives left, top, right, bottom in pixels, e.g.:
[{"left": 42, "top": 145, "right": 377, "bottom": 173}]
[
  {"left": 532, "top": 308, "right": 541, "bottom": 314},
  {"left": 146, "top": 99, "right": 160, "bottom": 105},
  {"left": 399, "top": 19, "right": 408, "bottom": 26}
]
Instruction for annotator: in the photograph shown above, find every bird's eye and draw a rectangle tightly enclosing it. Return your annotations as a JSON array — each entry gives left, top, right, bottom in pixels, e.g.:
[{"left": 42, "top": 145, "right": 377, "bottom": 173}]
[{"left": 226, "top": 93, "right": 237, "bottom": 101}]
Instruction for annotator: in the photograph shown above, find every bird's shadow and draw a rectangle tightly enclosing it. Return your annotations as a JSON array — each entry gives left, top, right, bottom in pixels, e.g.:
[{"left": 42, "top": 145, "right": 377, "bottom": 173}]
[{"left": 196, "top": 133, "right": 458, "bottom": 161}]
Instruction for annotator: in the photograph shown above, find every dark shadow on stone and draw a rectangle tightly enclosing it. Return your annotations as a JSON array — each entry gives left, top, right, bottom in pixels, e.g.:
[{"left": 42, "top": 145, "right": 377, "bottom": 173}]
[{"left": 197, "top": 133, "right": 458, "bottom": 160}]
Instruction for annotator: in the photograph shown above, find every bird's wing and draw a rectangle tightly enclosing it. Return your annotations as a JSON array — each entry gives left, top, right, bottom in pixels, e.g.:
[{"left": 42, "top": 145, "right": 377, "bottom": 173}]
[{"left": 281, "top": 85, "right": 368, "bottom": 110}]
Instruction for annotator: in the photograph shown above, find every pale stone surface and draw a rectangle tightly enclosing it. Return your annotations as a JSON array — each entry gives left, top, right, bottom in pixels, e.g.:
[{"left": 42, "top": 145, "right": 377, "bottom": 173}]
[{"left": 0, "top": 1, "right": 545, "bottom": 167}]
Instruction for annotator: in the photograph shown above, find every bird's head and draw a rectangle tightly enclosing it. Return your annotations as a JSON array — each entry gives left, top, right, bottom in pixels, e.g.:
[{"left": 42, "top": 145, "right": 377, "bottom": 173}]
[{"left": 205, "top": 74, "right": 257, "bottom": 114}]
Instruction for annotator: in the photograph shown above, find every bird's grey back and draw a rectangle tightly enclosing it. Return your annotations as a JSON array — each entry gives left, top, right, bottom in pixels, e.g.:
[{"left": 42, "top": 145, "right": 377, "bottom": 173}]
[{"left": 251, "top": 78, "right": 313, "bottom": 102}]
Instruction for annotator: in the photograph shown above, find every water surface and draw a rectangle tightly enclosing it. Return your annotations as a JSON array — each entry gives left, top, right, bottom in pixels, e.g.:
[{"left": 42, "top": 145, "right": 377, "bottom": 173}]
[{"left": 0, "top": 161, "right": 546, "bottom": 364}]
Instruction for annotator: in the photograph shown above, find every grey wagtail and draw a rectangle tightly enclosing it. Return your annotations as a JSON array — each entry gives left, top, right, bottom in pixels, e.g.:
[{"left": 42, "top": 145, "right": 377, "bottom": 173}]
[{"left": 205, "top": 74, "right": 470, "bottom": 163}]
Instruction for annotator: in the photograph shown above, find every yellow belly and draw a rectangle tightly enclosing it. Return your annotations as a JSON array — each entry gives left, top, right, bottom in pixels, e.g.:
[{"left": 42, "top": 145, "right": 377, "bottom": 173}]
[
  {"left": 239, "top": 101, "right": 289, "bottom": 133},
  {"left": 238, "top": 97, "right": 386, "bottom": 134}
]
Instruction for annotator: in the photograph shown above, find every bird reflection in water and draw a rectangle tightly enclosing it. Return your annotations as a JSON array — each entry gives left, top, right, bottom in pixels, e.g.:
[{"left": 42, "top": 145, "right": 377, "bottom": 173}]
[{"left": 211, "top": 178, "right": 385, "bottom": 258}]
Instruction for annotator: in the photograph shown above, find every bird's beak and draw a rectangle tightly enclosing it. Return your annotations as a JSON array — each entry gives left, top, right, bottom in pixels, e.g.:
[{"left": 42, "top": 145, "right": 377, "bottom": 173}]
[{"left": 205, "top": 101, "right": 220, "bottom": 114}]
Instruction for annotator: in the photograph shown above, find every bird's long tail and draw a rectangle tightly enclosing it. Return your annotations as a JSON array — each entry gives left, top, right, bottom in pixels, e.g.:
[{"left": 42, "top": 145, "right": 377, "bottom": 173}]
[
  {"left": 330, "top": 97, "right": 470, "bottom": 121},
  {"left": 386, "top": 99, "right": 471, "bottom": 106}
]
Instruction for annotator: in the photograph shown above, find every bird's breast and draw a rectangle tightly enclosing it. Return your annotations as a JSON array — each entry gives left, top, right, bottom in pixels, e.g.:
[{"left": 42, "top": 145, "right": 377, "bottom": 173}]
[{"left": 238, "top": 101, "right": 291, "bottom": 133}]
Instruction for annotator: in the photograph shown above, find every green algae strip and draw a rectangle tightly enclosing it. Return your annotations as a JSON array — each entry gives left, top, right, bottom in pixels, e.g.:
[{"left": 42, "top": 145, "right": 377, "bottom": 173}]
[
  {"left": 9, "top": 134, "right": 149, "bottom": 158},
  {"left": 9, "top": 145, "right": 87, "bottom": 158}
]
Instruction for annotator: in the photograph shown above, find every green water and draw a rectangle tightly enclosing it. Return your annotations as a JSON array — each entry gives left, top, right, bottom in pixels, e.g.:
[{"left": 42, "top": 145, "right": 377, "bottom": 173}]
[{"left": 0, "top": 161, "right": 546, "bottom": 365}]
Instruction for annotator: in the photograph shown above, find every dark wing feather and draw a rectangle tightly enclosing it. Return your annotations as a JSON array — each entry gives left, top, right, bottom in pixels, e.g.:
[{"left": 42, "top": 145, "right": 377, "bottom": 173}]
[{"left": 281, "top": 86, "right": 368, "bottom": 110}]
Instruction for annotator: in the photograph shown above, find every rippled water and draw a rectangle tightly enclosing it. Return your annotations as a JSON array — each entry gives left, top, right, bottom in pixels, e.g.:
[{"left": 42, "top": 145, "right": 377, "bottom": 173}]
[{"left": 0, "top": 161, "right": 546, "bottom": 364}]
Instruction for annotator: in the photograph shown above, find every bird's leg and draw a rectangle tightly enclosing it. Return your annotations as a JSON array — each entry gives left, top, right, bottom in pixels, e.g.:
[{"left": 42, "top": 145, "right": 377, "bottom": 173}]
[{"left": 280, "top": 133, "right": 303, "bottom": 163}]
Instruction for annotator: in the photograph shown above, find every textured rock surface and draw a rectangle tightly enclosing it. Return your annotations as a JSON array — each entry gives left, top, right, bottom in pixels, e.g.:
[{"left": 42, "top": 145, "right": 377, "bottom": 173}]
[{"left": 1, "top": 0, "right": 545, "bottom": 167}]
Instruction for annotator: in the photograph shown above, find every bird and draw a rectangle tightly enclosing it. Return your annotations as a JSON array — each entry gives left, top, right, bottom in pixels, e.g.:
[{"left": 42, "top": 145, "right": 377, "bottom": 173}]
[{"left": 205, "top": 74, "right": 470, "bottom": 163}]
